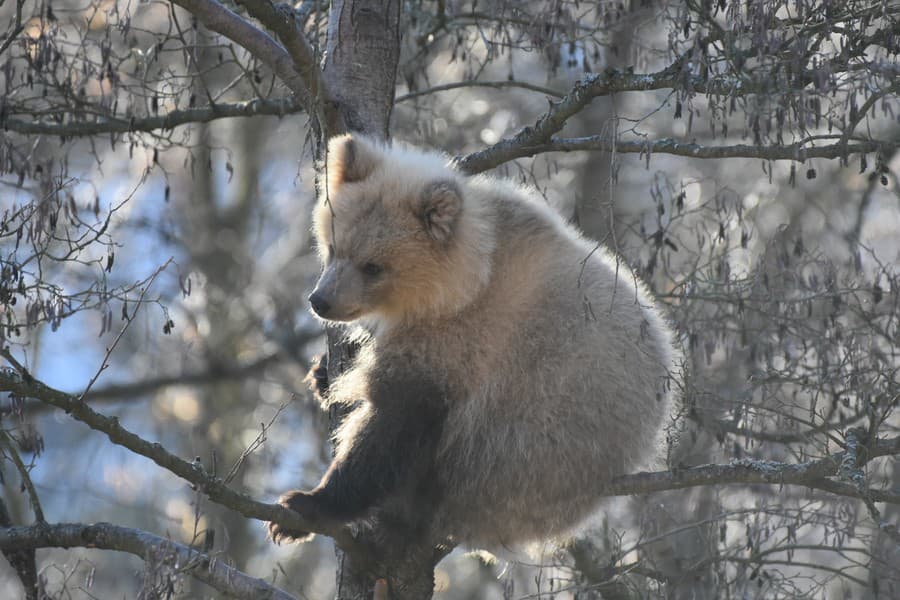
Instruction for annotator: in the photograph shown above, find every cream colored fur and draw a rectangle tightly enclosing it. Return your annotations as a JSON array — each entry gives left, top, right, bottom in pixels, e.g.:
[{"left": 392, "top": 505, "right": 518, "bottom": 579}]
[{"left": 313, "top": 135, "right": 682, "bottom": 547}]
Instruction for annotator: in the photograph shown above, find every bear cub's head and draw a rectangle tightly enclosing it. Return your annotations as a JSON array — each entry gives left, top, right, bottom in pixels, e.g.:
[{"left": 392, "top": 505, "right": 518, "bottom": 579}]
[{"left": 309, "top": 135, "right": 492, "bottom": 329}]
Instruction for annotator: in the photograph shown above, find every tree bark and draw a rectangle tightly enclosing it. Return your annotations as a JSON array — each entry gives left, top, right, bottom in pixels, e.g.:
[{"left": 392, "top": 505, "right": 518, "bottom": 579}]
[
  {"left": 317, "top": 2, "right": 442, "bottom": 598},
  {"left": 867, "top": 458, "right": 900, "bottom": 598},
  {"left": 323, "top": 0, "right": 401, "bottom": 139}
]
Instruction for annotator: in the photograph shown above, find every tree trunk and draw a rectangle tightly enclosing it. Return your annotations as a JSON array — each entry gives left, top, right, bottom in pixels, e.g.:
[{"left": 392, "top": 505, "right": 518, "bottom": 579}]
[
  {"left": 317, "top": 2, "right": 445, "bottom": 598},
  {"left": 323, "top": 0, "right": 401, "bottom": 139},
  {"left": 867, "top": 458, "right": 900, "bottom": 598}
]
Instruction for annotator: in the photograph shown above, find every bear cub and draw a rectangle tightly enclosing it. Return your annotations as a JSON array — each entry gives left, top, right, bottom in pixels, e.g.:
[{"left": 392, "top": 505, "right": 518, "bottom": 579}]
[{"left": 269, "top": 134, "right": 681, "bottom": 547}]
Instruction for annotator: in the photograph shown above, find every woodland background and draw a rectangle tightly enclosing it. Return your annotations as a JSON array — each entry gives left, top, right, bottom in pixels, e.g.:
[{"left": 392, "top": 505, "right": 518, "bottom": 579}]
[{"left": 0, "top": 0, "right": 898, "bottom": 598}]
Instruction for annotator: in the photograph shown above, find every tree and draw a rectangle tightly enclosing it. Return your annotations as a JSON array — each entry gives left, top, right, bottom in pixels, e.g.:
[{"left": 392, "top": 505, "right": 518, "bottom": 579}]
[{"left": 0, "top": 0, "right": 898, "bottom": 598}]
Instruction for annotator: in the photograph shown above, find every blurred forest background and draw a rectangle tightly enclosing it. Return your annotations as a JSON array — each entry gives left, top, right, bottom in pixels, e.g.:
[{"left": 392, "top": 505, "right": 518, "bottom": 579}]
[{"left": 0, "top": 0, "right": 898, "bottom": 598}]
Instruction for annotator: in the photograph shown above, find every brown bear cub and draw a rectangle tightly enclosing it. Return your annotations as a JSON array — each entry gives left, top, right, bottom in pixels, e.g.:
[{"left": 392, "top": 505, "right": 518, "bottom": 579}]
[{"left": 268, "top": 134, "right": 681, "bottom": 548}]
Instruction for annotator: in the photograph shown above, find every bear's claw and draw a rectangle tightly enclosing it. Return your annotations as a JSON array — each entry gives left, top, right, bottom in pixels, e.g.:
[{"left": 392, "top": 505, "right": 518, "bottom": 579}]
[
  {"left": 305, "top": 354, "right": 330, "bottom": 399},
  {"left": 267, "top": 490, "right": 315, "bottom": 544}
]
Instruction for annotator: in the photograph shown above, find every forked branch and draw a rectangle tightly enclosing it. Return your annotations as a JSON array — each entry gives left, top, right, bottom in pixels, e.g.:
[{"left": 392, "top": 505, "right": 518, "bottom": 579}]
[{"left": 169, "top": 0, "right": 343, "bottom": 135}]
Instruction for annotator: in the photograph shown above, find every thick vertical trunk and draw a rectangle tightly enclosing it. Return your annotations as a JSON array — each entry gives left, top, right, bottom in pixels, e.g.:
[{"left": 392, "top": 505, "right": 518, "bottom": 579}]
[
  {"left": 323, "top": 0, "right": 401, "bottom": 140},
  {"left": 867, "top": 458, "right": 900, "bottom": 598},
  {"left": 316, "top": 3, "right": 444, "bottom": 598}
]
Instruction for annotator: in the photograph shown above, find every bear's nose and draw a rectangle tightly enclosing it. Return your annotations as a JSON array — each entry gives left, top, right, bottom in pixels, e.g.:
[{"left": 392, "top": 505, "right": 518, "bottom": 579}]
[{"left": 308, "top": 292, "right": 331, "bottom": 317}]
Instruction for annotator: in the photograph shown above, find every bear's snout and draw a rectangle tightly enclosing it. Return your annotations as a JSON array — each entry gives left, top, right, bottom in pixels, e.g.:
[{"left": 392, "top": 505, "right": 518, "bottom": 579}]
[{"left": 308, "top": 291, "right": 332, "bottom": 317}]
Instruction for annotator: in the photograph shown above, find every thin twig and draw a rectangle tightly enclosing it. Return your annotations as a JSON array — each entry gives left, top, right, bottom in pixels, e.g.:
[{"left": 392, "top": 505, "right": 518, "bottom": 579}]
[
  {"left": 0, "top": 430, "right": 45, "bottom": 523},
  {"left": 78, "top": 259, "right": 173, "bottom": 402},
  {"left": 0, "top": 0, "right": 25, "bottom": 56},
  {"left": 224, "top": 399, "right": 292, "bottom": 485}
]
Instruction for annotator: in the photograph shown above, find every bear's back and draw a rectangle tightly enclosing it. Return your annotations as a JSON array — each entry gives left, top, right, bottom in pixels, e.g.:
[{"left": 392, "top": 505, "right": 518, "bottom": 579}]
[{"left": 376, "top": 184, "right": 678, "bottom": 545}]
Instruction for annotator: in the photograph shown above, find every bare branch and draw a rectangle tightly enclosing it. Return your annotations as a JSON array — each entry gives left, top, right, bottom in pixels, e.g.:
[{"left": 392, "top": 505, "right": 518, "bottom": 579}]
[
  {"left": 169, "top": 0, "right": 316, "bottom": 109},
  {"left": 458, "top": 136, "right": 899, "bottom": 172},
  {"left": 0, "top": 430, "right": 45, "bottom": 523},
  {"left": 454, "top": 67, "right": 678, "bottom": 173},
  {"left": 236, "top": 0, "right": 344, "bottom": 135},
  {"left": 1, "top": 364, "right": 897, "bottom": 552},
  {"left": 0, "top": 364, "right": 358, "bottom": 550},
  {"left": 395, "top": 80, "right": 564, "bottom": 103},
  {"left": 78, "top": 260, "right": 171, "bottom": 402},
  {"left": 87, "top": 352, "right": 285, "bottom": 401},
  {"left": 0, "top": 522, "right": 298, "bottom": 600},
  {"left": 1, "top": 98, "right": 303, "bottom": 136},
  {"left": 604, "top": 440, "right": 900, "bottom": 504},
  {"left": 453, "top": 63, "right": 898, "bottom": 173},
  {"left": 0, "top": 0, "right": 26, "bottom": 57},
  {"left": 0, "top": 497, "right": 37, "bottom": 600},
  {"left": 224, "top": 401, "right": 291, "bottom": 485}
]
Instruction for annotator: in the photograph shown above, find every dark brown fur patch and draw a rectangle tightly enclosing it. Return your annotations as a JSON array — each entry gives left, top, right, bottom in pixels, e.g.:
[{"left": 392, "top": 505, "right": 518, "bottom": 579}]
[{"left": 302, "top": 370, "right": 447, "bottom": 530}]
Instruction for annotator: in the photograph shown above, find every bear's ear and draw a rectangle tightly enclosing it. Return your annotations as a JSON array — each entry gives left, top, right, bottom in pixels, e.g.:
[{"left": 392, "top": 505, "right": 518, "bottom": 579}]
[
  {"left": 418, "top": 180, "right": 462, "bottom": 241},
  {"left": 327, "top": 134, "right": 381, "bottom": 188}
]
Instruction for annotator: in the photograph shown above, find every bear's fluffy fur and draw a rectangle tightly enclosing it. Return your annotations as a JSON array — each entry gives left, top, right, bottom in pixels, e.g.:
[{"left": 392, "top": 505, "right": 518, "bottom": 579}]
[{"left": 271, "top": 135, "right": 681, "bottom": 547}]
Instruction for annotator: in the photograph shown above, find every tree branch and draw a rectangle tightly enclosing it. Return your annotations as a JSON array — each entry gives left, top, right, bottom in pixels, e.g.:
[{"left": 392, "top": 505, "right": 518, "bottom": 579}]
[
  {"left": 235, "top": 0, "right": 344, "bottom": 135},
  {"left": 458, "top": 136, "right": 899, "bottom": 172},
  {"left": 394, "top": 80, "right": 564, "bottom": 102},
  {"left": 0, "top": 497, "right": 37, "bottom": 600},
  {"left": 453, "top": 63, "right": 898, "bottom": 173},
  {"left": 0, "top": 430, "right": 45, "bottom": 523},
  {"left": 86, "top": 352, "right": 285, "bottom": 401},
  {"left": 169, "top": 0, "right": 317, "bottom": 111},
  {"left": 453, "top": 67, "right": 673, "bottom": 173},
  {"left": 4, "top": 2, "right": 343, "bottom": 140},
  {"left": 15, "top": 352, "right": 285, "bottom": 418},
  {"left": 0, "top": 522, "right": 298, "bottom": 600},
  {"left": 604, "top": 439, "right": 900, "bottom": 504},
  {"left": 1, "top": 98, "right": 303, "bottom": 136},
  {"left": 21, "top": 327, "right": 319, "bottom": 415},
  {"left": 1, "top": 362, "right": 897, "bottom": 551},
  {"left": 0, "top": 363, "right": 359, "bottom": 551},
  {"left": 0, "top": 0, "right": 26, "bottom": 57}
]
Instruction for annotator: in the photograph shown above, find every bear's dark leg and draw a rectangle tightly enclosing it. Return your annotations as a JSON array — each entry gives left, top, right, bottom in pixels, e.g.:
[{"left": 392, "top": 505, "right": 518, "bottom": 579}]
[{"left": 270, "top": 389, "right": 446, "bottom": 542}]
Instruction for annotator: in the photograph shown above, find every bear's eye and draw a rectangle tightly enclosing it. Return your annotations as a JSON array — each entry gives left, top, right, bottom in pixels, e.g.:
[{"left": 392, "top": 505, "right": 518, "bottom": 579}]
[{"left": 361, "top": 262, "right": 384, "bottom": 277}]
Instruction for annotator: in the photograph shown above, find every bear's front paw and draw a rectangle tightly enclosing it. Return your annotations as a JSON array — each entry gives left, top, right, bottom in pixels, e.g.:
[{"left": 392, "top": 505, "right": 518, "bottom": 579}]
[
  {"left": 268, "top": 490, "right": 316, "bottom": 544},
  {"left": 304, "top": 354, "right": 330, "bottom": 400}
]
